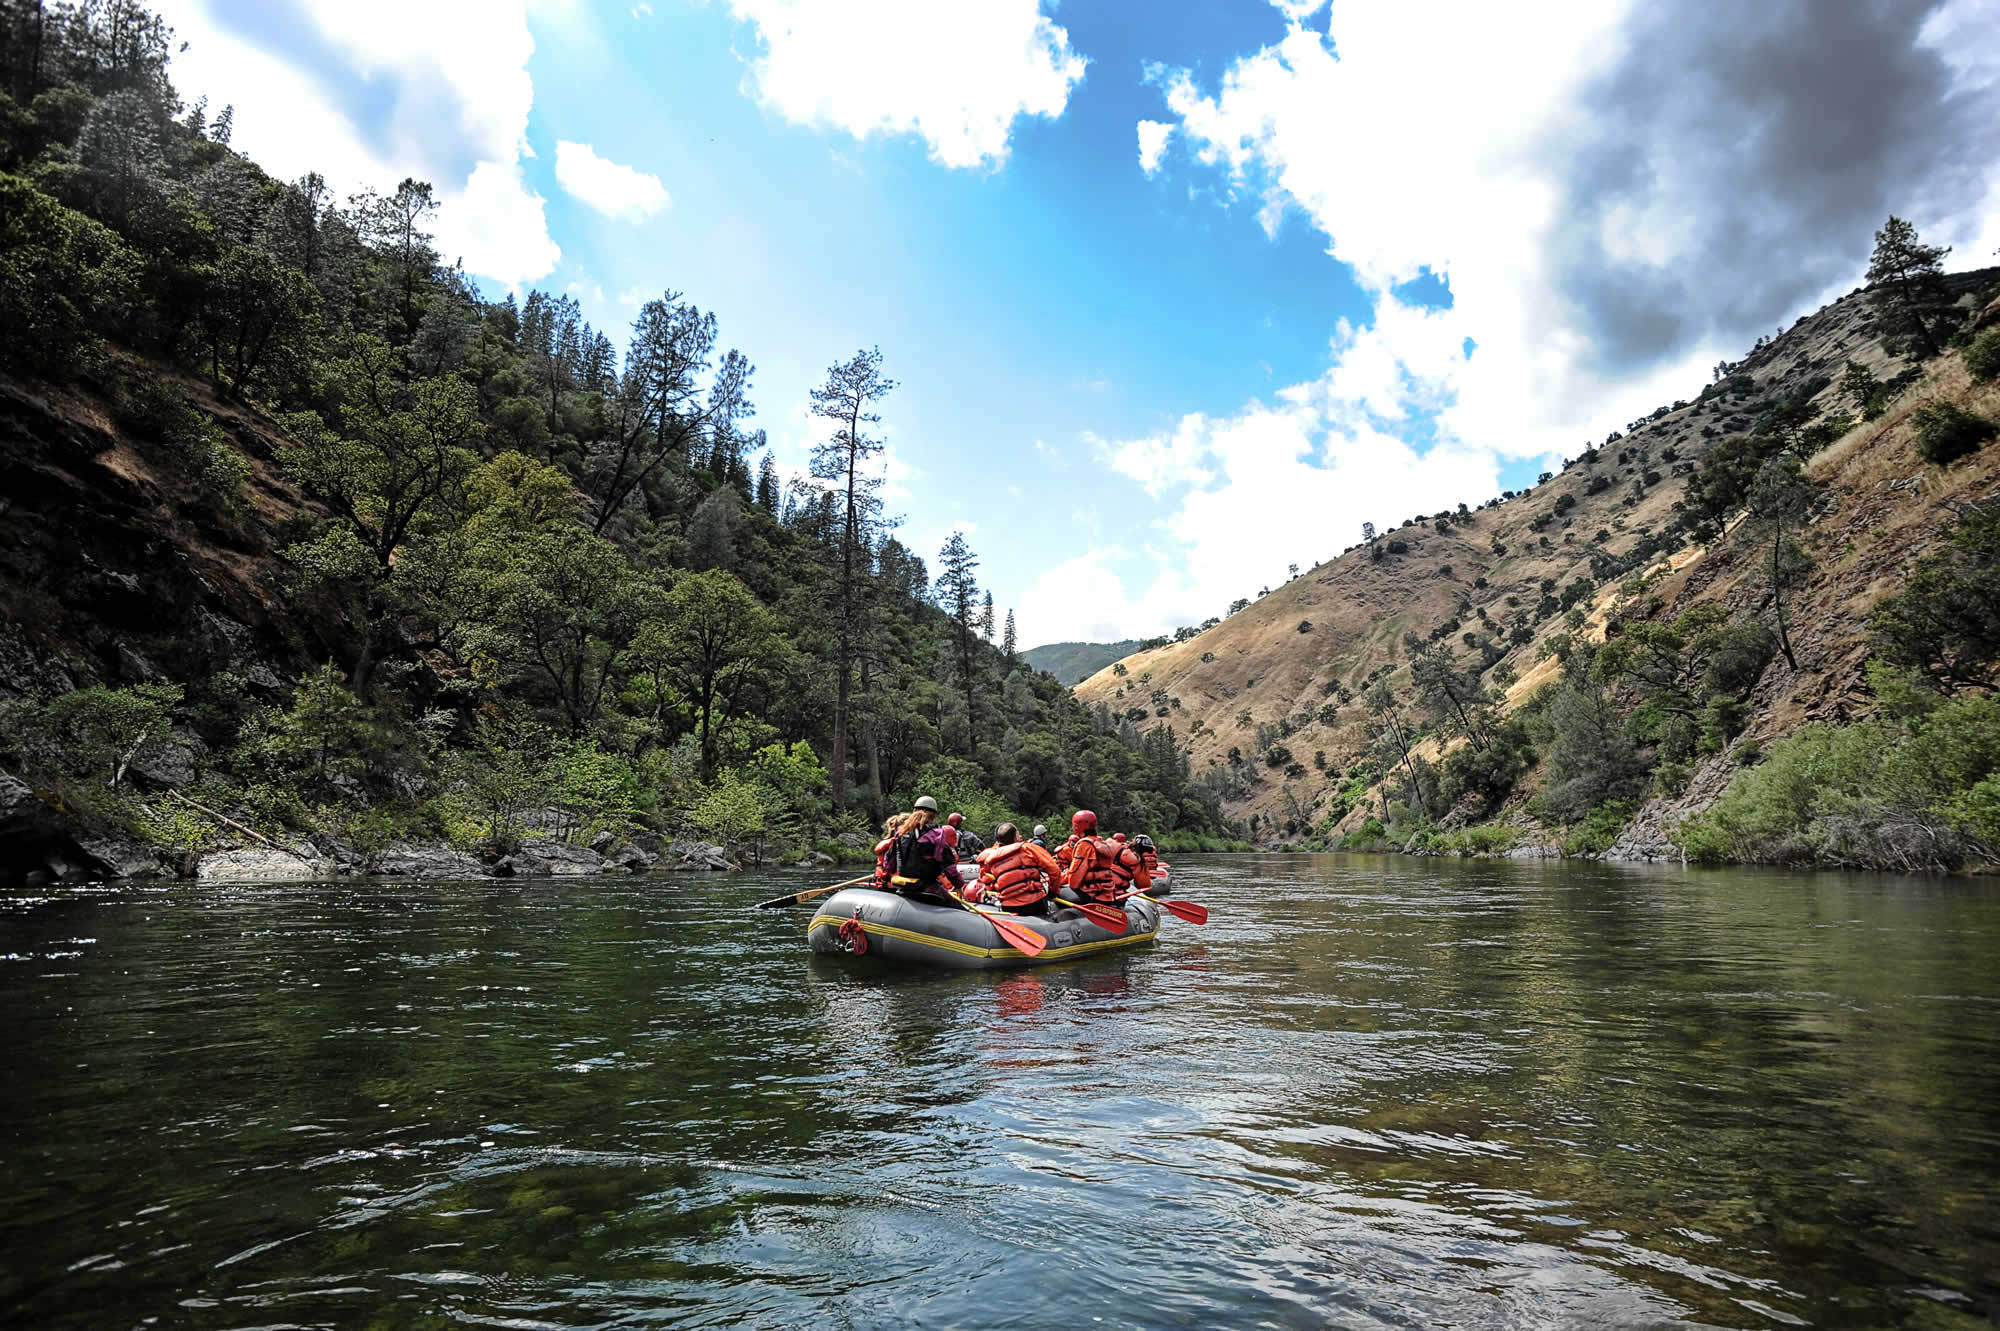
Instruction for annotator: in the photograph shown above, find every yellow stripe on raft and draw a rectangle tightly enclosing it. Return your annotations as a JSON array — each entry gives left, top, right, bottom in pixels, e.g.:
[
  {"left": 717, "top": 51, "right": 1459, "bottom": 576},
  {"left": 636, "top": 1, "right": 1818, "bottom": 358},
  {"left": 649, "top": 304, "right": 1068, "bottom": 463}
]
[{"left": 806, "top": 913, "right": 1159, "bottom": 961}]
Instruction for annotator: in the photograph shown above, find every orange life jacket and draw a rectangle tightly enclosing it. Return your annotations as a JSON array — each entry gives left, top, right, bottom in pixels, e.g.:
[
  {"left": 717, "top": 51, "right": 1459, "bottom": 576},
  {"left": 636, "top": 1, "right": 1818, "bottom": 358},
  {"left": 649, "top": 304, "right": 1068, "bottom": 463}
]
[
  {"left": 1139, "top": 848, "right": 1159, "bottom": 873},
  {"left": 1073, "top": 836, "right": 1138, "bottom": 903},
  {"left": 1054, "top": 834, "right": 1083, "bottom": 873},
  {"left": 978, "top": 841, "right": 1051, "bottom": 909}
]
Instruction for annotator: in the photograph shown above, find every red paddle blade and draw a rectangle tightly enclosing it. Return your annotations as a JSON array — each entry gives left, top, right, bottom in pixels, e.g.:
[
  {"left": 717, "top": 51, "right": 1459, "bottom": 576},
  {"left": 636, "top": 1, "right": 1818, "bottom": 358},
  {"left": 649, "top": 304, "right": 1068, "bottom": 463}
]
[
  {"left": 1067, "top": 900, "right": 1128, "bottom": 934},
  {"left": 1163, "top": 899, "right": 1209, "bottom": 924},
  {"left": 983, "top": 910, "right": 1048, "bottom": 956}
]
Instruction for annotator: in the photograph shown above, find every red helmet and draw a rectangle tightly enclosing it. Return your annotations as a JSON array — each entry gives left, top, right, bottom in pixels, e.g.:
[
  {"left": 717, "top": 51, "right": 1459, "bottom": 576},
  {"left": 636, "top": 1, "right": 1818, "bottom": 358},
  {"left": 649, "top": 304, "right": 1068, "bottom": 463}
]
[
  {"left": 1071, "top": 810, "right": 1097, "bottom": 834},
  {"left": 946, "top": 812, "right": 964, "bottom": 828},
  {"left": 1113, "top": 832, "right": 1126, "bottom": 842}
]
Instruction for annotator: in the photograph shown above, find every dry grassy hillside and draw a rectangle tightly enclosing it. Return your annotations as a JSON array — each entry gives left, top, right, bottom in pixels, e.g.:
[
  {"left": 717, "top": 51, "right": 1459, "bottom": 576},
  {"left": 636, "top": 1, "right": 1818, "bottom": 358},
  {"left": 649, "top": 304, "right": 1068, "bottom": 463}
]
[{"left": 1077, "top": 272, "right": 2000, "bottom": 841}]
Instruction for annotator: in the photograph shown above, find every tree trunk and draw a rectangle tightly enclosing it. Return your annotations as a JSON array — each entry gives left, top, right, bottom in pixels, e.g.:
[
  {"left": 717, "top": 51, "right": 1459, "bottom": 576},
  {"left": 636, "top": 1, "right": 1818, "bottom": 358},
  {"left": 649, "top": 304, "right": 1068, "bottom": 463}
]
[
  {"left": 1772, "top": 524, "right": 1799, "bottom": 669},
  {"left": 831, "top": 658, "right": 850, "bottom": 809},
  {"left": 867, "top": 721, "right": 884, "bottom": 824}
]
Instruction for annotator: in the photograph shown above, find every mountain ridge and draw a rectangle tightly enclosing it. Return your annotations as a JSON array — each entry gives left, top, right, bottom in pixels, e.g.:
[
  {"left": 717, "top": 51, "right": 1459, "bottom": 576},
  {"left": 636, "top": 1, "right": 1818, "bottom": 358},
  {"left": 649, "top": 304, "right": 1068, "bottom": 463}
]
[{"left": 1076, "top": 268, "right": 2000, "bottom": 850}]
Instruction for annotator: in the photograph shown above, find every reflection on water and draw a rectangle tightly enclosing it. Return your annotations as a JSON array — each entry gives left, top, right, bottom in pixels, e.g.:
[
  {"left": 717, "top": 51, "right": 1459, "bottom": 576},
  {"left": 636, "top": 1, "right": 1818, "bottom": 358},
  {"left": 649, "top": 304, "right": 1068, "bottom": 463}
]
[{"left": 2, "top": 855, "right": 1997, "bottom": 1328}]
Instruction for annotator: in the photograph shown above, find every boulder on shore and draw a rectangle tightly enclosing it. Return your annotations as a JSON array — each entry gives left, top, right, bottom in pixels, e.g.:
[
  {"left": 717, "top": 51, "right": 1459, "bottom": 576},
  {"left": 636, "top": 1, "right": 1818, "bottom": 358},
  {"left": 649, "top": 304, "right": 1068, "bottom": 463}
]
[
  {"left": 607, "top": 843, "right": 654, "bottom": 873},
  {"left": 366, "top": 845, "right": 487, "bottom": 880},
  {"left": 671, "top": 839, "right": 734, "bottom": 872},
  {"left": 68, "top": 836, "right": 166, "bottom": 880},
  {"left": 198, "top": 846, "right": 324, "bottom": 881},
  {"left": 515, "top": 839, "right": 608, "bottom": 876}
]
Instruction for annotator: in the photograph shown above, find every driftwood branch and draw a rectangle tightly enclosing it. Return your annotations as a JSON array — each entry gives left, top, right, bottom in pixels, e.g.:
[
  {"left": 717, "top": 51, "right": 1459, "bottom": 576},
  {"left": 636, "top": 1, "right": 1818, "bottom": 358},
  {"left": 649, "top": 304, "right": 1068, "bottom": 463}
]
[{"left": 164, "top": 789, "right": 314, "bottom": 862}]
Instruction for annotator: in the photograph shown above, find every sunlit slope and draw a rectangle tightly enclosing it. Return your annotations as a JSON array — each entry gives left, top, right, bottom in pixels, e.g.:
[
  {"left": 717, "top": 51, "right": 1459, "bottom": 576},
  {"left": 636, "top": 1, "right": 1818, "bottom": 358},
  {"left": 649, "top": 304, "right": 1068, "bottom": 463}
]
[{"left": 1076, "top": 273, "right": 1999, "bottom": 837}]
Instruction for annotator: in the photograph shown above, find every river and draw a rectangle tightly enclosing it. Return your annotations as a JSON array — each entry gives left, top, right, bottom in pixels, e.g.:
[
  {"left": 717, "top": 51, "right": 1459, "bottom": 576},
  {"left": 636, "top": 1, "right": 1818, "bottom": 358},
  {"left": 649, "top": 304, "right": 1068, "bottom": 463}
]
[{"left": 2, "top": 855, "right": 1996, "bottom": 1329}]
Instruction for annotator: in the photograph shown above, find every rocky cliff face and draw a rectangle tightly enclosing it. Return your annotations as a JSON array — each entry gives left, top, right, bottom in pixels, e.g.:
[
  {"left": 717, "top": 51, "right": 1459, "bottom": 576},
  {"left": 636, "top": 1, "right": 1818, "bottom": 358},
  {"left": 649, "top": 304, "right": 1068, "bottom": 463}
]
[
  {"left": 0, "top": 365, "right": 326, "bottom": 875},
  {"left": 1075, "top": 272, "right": 2000, "bottom": 844}
]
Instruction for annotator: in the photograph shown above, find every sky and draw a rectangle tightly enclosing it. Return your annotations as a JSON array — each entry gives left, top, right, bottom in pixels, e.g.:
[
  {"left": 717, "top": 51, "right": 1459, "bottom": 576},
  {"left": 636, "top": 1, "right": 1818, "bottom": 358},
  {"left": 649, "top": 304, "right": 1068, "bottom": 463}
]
[{"left": 153, "top": 0, "right": 2000, "bottom": 649}]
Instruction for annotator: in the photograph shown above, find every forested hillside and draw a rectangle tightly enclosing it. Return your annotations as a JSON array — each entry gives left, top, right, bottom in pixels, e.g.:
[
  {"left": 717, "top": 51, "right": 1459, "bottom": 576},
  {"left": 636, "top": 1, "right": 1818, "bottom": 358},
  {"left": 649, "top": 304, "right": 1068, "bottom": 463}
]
[
  {"left": 1079, "top": 254, "right": 2000, "bottom": 868},
  {"left": 0, "top": 0, "right": 1228, "bottom": 881},
  {"left": 1019, "top": 640, "right": 1146, "bottom": 685}
]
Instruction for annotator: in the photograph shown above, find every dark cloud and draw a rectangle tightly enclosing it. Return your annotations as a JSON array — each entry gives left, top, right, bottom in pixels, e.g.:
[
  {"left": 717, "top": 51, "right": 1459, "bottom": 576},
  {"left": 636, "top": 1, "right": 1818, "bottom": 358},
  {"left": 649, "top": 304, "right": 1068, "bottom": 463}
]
[{"left": 1548, "top": 0, "right": 1994, "bottom": 374}]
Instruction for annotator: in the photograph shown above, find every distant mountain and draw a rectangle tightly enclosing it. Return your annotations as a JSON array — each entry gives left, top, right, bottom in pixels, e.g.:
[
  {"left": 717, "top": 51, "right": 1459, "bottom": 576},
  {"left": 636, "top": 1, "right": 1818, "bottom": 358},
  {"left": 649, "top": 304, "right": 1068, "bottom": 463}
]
[{"left": 1022, "top": 640, "right": 1147, "bottom": 685}]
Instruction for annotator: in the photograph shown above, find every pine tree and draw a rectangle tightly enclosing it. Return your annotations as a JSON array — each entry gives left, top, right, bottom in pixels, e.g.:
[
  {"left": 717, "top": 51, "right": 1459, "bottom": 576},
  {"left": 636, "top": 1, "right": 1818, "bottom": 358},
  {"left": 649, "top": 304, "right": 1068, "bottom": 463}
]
[
  {"left": 979, "top": 590, "right": 995, "bottom": 640},
  {"left": 1866, "top": 215, "right": 1953, "bottom": 359},
  {"left": 1002, "top": 608, "right": 1017, "bottom": 660},
  {"left": 808, "top": 347, "right": 896, "bottom": 808},
  {"left": 756, "top": 450, "right": 780, "bottom": 513},
  {"left": 935, "top": 531, "right": 982, "bottom": 755}
]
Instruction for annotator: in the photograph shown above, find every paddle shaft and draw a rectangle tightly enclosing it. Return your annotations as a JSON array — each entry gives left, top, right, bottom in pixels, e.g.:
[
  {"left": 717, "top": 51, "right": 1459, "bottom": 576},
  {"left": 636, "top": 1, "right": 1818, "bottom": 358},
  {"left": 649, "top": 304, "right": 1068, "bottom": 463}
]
[{"left": 751, "top": 874, "right": 874, "bottom": 910}]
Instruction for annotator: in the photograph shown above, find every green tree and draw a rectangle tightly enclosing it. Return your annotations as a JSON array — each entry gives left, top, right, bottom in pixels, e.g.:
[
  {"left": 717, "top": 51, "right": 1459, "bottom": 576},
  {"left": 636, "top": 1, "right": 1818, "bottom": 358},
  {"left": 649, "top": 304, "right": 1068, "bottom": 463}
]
[
  {"left": 806, "top": 346, "right": 895, "bottom": 808},
  {"left": 1865, "top": 215, "right": 1952, "bottom": 359},
  {"left": 247, "top": 662, "right": 373, "bottom": 788},
  {"left": 283, "top": 336, "right": 482, "bottom": 574},
  {"left": 33, "top": 683, "right": 183, "bottom": 788},
  {"left": 1002, "top": 608, "right": 1017, "bottom": 661},
  {"left": 1743, "top": 456, "right": 1818, "bottom": 669},
  {"left": 190, "top": 244, "right": 318, "bottom": 395},
  {"left": 1839, "top": 359, "right": 1881, "bottom": 415},
  {"left": 641, "top": 569, "right": 780, "bottom": 778},
  {"left": 1870, "top": 501, "right": 2000, "bottom": 694},
  {"left": 686, "top": 769, "right": 770, "bottom": 853},
  {"left": 0, "top": 174, "right": 142, "bottom": 376},
  {"left": 935, "top": 530, "right": 983, "bottom": 755}
]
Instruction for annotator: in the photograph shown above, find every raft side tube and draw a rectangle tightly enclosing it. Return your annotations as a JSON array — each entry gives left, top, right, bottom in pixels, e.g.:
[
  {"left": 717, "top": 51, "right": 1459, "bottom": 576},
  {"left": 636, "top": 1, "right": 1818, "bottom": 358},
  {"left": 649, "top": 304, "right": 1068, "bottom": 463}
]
[{"left": 807, "top": 887, "right": 1162, "bottom": 970}]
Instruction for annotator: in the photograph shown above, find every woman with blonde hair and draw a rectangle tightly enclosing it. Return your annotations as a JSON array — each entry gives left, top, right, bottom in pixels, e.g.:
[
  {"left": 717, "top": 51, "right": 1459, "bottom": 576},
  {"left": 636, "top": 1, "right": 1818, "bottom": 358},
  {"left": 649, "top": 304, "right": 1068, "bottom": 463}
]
[{"left": 876, "top": 796, "right": 961, "bottom": 902}]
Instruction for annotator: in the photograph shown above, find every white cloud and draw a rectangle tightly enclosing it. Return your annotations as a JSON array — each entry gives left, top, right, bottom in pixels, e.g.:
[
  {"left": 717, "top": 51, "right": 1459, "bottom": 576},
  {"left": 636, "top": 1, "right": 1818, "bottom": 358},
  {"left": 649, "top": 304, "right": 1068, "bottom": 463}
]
[
  {"left": 725, "top": 0, "right": 1087, "bottom": 169},
  {"left": 1153, "top": 0, "right": 2000, "bottom": 463},
  {"left": 1155, "top": 4, "right": 1645, "bottom": 458},
  {"left": 156, "top": 0, "right": 560, "bottom": 286},
  {"left": 554, "top": 140, "right": 671, "bottom": 221},
  {"left": 1136, "top": 119, "right": 1173, "bottom": 175}
]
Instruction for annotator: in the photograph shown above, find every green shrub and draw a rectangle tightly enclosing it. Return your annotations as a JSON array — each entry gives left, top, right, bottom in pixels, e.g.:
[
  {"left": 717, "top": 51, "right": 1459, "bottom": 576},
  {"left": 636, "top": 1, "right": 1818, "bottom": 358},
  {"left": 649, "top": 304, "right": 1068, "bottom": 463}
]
[
  {"left": 1731, "top": 737, "right": 1762, "bottom": 766},
  {"left": 1562, "top": 801, "right": 1633, "bottom": 857},
  {"left": 1674, "top": 694, "right": 2000, "bottom": 869},
  {"left": 1912, "top": 402, "right": 1997, "bottom": 465},
  {"left": 0, "top": 173, "right": 141, "bottom": 376},
  {"left": 1963, "top": 327, "right": 2000, "bottom": 383}
]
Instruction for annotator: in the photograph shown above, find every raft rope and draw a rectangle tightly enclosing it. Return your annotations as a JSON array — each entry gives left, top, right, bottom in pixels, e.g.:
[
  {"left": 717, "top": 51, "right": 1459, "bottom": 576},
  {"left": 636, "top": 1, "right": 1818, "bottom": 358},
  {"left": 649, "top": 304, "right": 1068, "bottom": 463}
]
[{"left": 836, "top": 910, "right": 870, "bottom": 955}]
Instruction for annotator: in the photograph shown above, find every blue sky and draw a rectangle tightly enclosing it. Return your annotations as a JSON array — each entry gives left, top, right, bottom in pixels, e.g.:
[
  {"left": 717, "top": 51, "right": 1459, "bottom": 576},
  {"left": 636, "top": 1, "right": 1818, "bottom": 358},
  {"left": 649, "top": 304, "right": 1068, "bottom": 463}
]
[{"left": 156, "top": 0, "right": 2000, "bottom": 648}]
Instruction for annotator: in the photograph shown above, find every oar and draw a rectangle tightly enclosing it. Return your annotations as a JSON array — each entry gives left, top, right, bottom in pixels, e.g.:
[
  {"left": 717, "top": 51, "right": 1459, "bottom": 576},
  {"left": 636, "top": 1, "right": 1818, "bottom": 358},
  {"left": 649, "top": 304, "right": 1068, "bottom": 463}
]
[
  {"left": 1116, "top": 890, "right": 1209, "bottom": 925},
  {"left": 1048, "top": 894, "right": 1128, "bottom": 934},
  {"left": 947, "top": 888, "right": 1049, "bottom": 957},
  {"left": 752, "top": 874, "right": 873, "bottom": 910}
]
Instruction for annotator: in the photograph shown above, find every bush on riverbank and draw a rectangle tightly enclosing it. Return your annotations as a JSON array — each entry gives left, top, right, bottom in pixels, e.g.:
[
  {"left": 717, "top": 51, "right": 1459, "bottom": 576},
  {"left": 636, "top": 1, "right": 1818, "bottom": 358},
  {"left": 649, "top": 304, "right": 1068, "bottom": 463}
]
[{"left": 1675, "top": 689, "right": 2000, "bottom": 870}]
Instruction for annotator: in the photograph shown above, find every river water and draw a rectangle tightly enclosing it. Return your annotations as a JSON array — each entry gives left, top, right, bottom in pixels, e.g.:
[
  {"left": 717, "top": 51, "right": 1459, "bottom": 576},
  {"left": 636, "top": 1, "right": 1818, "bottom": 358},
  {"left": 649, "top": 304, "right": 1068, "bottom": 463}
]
[{"left": 2, "top": 855, "right": 1997, "bottom": 1329}]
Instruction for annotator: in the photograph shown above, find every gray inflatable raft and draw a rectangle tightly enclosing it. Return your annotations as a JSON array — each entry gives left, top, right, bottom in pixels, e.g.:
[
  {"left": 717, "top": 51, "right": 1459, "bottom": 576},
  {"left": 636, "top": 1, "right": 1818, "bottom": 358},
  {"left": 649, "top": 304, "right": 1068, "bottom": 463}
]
[{"left": 807, "top": 887, "right": 1163, "bottom": 970}]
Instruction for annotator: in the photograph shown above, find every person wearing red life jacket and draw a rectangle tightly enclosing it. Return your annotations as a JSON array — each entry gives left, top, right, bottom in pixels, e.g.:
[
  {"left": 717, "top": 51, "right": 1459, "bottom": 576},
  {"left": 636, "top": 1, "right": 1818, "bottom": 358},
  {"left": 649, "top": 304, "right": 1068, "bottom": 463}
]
[
  {"left": 1060, "top": 810, "right": 1151, "bottom": 904},
  {"left": 1130, "top": 833, "right": 1166, "bottom": 876},
  {"left": 1053, "top": 809, "right": 1093, "bottom": 877},
  {"left": 974, "top": 823, "right": 1063, "bottom": 916}
]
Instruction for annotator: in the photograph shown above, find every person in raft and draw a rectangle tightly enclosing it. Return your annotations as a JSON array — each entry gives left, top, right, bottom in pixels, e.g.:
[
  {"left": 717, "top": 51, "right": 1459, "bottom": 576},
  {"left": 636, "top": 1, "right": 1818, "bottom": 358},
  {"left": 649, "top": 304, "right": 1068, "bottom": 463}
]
[
  {"left": 971, "top": 823, "right": 1064, "bottom": 916},
  {"left": 876, "top": 796, "right": 965, "bottom": 903},
  {"left": 1030, "top": 824, "right": 1050, "bottom": 849},
  {"left": 946, "top": 812, "right": 986, "bottom": 861},
  {"left": 1061, "top": 809, "right": 1151, "bottom": 905},
  {"left": 1130, "top": 833, "right": 1167, "bottom": 877}
]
